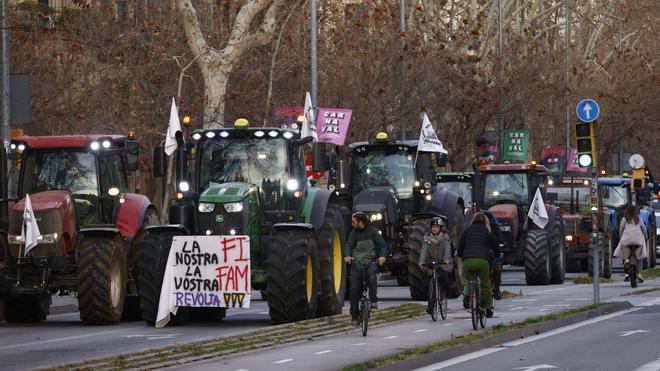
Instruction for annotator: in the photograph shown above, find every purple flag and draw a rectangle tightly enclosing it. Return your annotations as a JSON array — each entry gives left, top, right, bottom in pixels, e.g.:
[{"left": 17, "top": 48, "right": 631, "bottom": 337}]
[{"left": 315, "top": 108, "right": 352, "bottom": 146}]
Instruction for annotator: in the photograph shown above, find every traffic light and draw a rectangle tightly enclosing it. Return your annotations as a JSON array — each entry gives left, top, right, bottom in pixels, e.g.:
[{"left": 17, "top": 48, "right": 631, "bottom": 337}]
[
  {"left": 632, "top": 168, "right": 645, "bottom": 189},
  {"left": 575, "top": 122, "right": 597, "bottom": 168}
]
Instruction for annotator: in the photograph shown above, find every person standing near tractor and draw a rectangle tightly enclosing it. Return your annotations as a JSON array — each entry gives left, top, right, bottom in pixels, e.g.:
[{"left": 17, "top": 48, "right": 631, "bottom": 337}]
[{"left": 344, "top": 212, "right": 388, "bottom": 325}]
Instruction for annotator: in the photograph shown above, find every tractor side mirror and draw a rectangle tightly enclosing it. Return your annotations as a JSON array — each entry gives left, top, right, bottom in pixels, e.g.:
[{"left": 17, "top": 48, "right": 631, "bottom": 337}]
[
  {"left": 126, "top": 140, "right": 139, "bottom": 171},
  {"left": 153, "top": 146, "right": 167, "bottom": 178},
  {"left": 312, "top": 142, "right": 329, "bottom": 172}
]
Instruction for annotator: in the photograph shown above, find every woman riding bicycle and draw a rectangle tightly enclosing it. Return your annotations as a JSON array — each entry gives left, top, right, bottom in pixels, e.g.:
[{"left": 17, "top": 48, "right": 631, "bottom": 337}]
[
  {"left": 614, "top": 205, "right": 648, "bottom": 283},
  {"left": 457, "top": 212, "right": 499, "bottom": 318},
  {"left": 419, "top": 217, "right": 453, "bottom": 315}
]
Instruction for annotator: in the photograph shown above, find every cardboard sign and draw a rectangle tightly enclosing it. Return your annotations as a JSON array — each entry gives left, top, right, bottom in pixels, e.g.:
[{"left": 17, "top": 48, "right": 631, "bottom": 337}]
[
  {"left": 316, "top": 108, "right": 352, "bottom": 145},
  {"left": 168, "top": 235, "right": 251, "bottom": 309}
]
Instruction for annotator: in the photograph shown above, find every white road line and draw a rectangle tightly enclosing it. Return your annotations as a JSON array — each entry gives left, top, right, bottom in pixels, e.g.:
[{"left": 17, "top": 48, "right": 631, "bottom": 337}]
[
  {"left": 313, "top": 350, "right": 333, "bottom": 355},
  {"left": 384, "top": 335, "right": 399, "bottom": 340},
  {"left": 503, "top": 307, "right": 641, "bottom": 347},
  {"left": 234, "top": 369, "right": 249, "bottom": 371},
  {"left": 564, "top": 298, "right": 590, "bottom": 301},
  {"left": 634, "top": 356, "right": 660, "bottom": 371},
  {"left": 351, "top": 342, "right": 367, "bottom": 346},
  {"left": 441, "top": 323, "right": 454, "bottom": 327},
  {"left": 414, "top": 329, "right": 428, "bottom": 333},
  {"left": 0, "top": 329, "right": 126, "bottom": 350},
  {"left": 542, "top": 304, "right": 572, "bottom": 307},
  {"left": 512, "top": 299, "right": 538, "bottom": 302},
  {"left": 273, "top": 359, "right": 293, "bottom": 364},
  {"left": 637, "top": 296, "right": 660, "bottom": 307},
  {"left": 413, "top": 348, "right": 504, "bottom": 371},
  {"left": 148, "top": 336, "right": 178, "bottom": 340},
  {"left": 509, "top": 307, "right": 527, "bottom": 311}
]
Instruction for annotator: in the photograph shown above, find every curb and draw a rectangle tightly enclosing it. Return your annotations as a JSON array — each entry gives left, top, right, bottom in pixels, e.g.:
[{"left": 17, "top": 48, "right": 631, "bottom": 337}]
[{"left": 374, "top": 301, "right": 633, "bottom": 371}]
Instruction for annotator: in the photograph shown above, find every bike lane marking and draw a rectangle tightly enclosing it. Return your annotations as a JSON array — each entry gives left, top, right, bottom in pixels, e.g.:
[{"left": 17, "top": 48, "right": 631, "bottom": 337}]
[
  {"left": 413, "top": 348, "right": 504, "bottom": 370},
  {"left": 0, "top": 329, "right": 126, "bottom": 350},
  {"left": 272, "top": 359, "right": 293, "bottom": 364},
  {"left": 313, "top": 350, "right": 333, "bottom": 355}
]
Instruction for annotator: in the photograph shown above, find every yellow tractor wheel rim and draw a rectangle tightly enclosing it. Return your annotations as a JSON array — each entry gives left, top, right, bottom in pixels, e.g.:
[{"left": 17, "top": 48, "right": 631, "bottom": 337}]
[
  {"left": 333, "top": 231, "right": 343, "bottom": 294},
  {"left": 306, "top": 255, "right": 313, "bottom": 303}
]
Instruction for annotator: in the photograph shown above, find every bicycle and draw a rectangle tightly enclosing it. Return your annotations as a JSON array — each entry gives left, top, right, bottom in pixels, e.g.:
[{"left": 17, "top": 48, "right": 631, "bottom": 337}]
[
  {"left": 353, "top": 260, "right": 375, "bottom": 336},
  {"left": 424, "top": 261, "right": 448, "bottom": 321},
  {"left": 626, "top": 245, "right": 642, "bottom": 288},
  {"left": 467, "top": 267, "right": 487, "bottom": 330}
]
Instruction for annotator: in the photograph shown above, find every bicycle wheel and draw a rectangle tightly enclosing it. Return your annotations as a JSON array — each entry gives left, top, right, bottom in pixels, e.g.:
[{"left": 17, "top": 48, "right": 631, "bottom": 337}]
[
  {"left": 428, "top": 278, "right": 438, "bottom": 321},
  {"left": 470, "top": 282, "right": 478, "bottom": 331},
  {"left": 477, "top": 277, "right": 485, "bottom": 329},
  {"left": 360, "top": 299, "right": 369, "bottom": 336},
  {"left": 439, "top": 285, "right": 448, "bottom": 320},
  {"left": 630, "top": 263, "right": 637, "bottom": 288}
]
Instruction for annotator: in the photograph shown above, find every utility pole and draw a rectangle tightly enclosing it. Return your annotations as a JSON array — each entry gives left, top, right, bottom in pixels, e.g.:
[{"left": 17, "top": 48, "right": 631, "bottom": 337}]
[
  {"left": 311, "top": 0, "right": 318, "bottom": 115},
  {"left": 1, "top": 0, "right": 10, "bottom": 148},
  {"left": 399, "top": 0, "right": 406, "bottom": 140},
  {"left": 618, "top": 14, "right": 623, "bottom": 174},
  {"left": 565, "top": 0, "right": 570, "bottom": 169},
  {"left": 497, "top": 0, "right": 503, "bottom": 160}
]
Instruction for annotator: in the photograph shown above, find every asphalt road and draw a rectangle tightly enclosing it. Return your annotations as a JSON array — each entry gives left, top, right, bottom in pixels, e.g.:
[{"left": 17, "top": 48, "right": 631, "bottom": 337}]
[
  {"left": 0, "top": 266, "right": 658, "bottom": 370},
  {"left": 414, "top": 299, "right": 660, "bottom": 371}
]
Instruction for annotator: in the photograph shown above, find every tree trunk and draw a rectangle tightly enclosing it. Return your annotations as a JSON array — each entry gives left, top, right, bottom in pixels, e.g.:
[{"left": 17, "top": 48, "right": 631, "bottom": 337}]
[{"left": 204, "top": 66, "right": 230, "bottom": 129}]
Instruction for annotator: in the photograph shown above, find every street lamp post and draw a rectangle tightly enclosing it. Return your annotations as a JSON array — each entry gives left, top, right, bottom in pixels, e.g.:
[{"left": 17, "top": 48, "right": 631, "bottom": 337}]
[{"left": 399, "top": 0, "right": 406, "bottom": 140}]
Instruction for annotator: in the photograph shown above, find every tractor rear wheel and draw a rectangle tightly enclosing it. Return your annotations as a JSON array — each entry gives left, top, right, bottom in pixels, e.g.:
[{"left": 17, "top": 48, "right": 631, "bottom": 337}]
[
  {"left": 550, "top": 222, "right": 566, "bottom": 284},
  {"left": 316, "top": 205, "right": 348, "bottom": 317},
  {"left": 408, "top": 218, "right": 431, "bottom": 301},
  {"left": 267, "top": 229, "right": 320, "bottom": 324},
  {"left": 524, "top": 230, "right": 551, "bottom": 285},
  {"left": 4, "top": 294, "right": 50, "bottom": 323},
  {"left": 137, "top": 231, "right": 189, "bottom": 327},
  {"left": 77, "top": 235, "right": 127, "bottom": 325}
]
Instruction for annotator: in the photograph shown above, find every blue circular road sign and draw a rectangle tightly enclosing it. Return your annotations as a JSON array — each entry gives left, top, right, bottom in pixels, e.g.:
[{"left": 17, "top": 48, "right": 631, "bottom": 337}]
[{"left": 576, "top": 99, "right": 600, "bottom": 122}]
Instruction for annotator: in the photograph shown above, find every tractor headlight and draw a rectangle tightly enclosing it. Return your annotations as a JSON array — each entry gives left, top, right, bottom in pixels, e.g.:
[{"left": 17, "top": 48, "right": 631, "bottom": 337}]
[
  {"left": 286, "top": 179, "right": 299, "bottom": 191},
  {"left": 223, "top": 202, "right": 243, "bottom": 213},
  {"left": 423, "top": 181, "right": 432, "bottom": 189},
  {"left": 8, "top": 234, "right": 24, "bottom": 244},
  {"left": 370, "top": 213, "right": 383, "bottom": 221},
  {"left": 38, "top": 233, "right": 60, "bottom": 243},
  {"left": 178, "top": 181, "right": 190, "bottom": 192},
  {"left": 198, "top": 203, "right": 215, "bottom": 213}
]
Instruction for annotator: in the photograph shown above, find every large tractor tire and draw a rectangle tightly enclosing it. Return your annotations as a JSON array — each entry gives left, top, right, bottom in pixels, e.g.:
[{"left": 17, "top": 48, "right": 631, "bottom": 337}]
[
  {"left": 549, "top": 222, "right": 566, "bottom": 284},
  {"left": 316, "top": 205, "right": 348, "bottom": 317},
  {"left": 408, "top": 218, "right": 431, "bottom": 301},
  {"left": 77, "top": 235, "right": 127, "bottom": 325},
  {"left": 267, "top": 229, "right": 320, "bottom": 324},
  {"left": 137, "top": 231, "right": 189, "bottom": 327},
  {"left": 524, "top": 230, "right": 551, "bottom": 285},
  {"left": 4, "top": 294, "right": 51, "bottom": 323}
]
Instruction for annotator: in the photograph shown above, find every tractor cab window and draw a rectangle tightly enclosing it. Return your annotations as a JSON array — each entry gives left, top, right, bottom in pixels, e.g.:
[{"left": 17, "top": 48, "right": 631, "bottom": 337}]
[
  {"left": 352, "top": 149, "right": 415, "bottom": 199},
  {"left": 98, "top": 154, "right": 125, "bottom": 224},
  {"left": 8, "top": 156, "right": 20, "bottom": 200},
  {"left": 601, "top": 185, "right": 628, "bottom": 209},
  {"left": 441, "top": 182, "right": 473, "bottom": 204},
  {"left": 483, "top": 173, "right": 529, "bottom": 208},
  {"left": 546, "top": 186, "right": 590, "bottom": 214},
  {"left": 21, "top": 151, "right": 99, "bottom": 225},
  {"left": 199, "top": 137, "right": 288, "bottom": 208}
]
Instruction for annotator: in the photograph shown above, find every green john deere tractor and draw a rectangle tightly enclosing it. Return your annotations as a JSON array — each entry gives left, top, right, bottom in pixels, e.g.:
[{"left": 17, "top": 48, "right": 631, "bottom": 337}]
[{"left": 138, "top": 119, "right": 348, "bottom": 325}]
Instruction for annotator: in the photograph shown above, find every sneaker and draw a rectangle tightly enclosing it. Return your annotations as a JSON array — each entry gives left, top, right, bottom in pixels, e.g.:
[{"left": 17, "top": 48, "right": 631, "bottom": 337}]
[
  {"left": 493, "top": 291, "right": 501, "bottom": 301},
  {"left": 463, "top": 296, "right": 470, "bottom": 309},
  {"left": 370, "top": 302, "right": 378, "bottom": 310},
  {"left": 486, "top": 309, "right": 494, "bottom": 318},
  {"left": 638, "top": 275, "right": 644, "bottom": 284},
  {"left": 624, "top": 274, "right": 630, "bottom": 282}
]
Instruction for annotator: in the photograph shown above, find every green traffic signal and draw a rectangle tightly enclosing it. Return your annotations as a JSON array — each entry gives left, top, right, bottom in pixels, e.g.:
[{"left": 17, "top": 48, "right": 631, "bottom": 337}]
[{"left": 578, "top": 153, "right": 593, "bottom": 167}]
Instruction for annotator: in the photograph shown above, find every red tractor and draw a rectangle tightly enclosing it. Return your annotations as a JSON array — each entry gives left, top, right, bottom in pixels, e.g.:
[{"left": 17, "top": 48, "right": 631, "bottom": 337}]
[
  {"left": 475, "top": 162, "right": 566, "bottom": 285},
  {"left": 0, "top": 134, "right": 158, "bottom": 324}
]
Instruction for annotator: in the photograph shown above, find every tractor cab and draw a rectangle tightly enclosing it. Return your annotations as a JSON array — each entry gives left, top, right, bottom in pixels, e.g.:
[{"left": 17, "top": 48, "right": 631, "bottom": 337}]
[{"left": 436, "top": 172, "right": 474, "bottom": 209}]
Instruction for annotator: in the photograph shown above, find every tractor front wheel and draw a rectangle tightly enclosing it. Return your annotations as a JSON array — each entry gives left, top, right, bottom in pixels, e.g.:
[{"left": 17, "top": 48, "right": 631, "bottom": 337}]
[
  {"left": 524, "top": 230, "right": 551, "bottom": 285},
  {"left": 408, "top": 218, "right": 431, "bottom": 300},
  {"left": 316, "top": 205, "right": 348, "bottom": 317}
]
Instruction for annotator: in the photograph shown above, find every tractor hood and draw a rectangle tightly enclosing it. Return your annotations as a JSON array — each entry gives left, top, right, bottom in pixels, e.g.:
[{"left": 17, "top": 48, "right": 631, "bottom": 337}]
[
  {"left": 489, "top": 204, "right": 518, "bottom": 221},
  {"left": 13, "top": 190, "right": 71, "bottom": 213},
  {"left": 200, "top": 182, "right": 255, "bottom": 203},
  {"left": 353, "top": 186, "right": 400, "bottom": 223}
]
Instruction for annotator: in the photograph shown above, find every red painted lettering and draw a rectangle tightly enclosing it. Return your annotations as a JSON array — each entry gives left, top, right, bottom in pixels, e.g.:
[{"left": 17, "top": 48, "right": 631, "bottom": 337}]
[
  {"left": 236, "top": 264, "right": 249, "bottom": 291},
  {"left": 221, "top": 237, "right": 236, "bottom": 262},
  {"left": 235, "top": 236, "right": 249, "bottom": 262},
  {"left": 215, "top": 266, "right": 229, "bottom": 289}
]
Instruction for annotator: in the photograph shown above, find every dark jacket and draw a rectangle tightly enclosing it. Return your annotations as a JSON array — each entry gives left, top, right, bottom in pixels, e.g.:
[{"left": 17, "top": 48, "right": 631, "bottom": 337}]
[
  {"left": 344, "top": 224, "right": 388, "bottom": 265},
  {"left": 420, "top": 232, "right": 453, "bottom": 273},
  {"left": 457, "top": 223, "right": 499, "bottom": 260}
]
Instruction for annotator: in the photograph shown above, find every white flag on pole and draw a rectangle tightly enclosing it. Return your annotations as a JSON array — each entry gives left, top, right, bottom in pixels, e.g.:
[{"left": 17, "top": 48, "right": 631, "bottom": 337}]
[
  {"left": 528, "top": 188, "right": 549, "bottom": 229},
  {"left": 22, "top": 194, "right": 41, "bottom": 257},
  {"left": 164, "top": 97, "right": 181, "bottom": 156},
  {"left": 418, "top": 113, "right": 448, "bottom": 154},
  {"left": 300, "top": 92, "right": 318, "bottom": 141}
]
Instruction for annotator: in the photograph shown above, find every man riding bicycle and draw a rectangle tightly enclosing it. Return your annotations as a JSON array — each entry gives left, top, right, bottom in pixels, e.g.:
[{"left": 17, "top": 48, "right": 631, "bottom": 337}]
[
  {"left": 344, "top": 212, "right": 388, "bottom": 325},
  {"left": 457, "top": 212, "right": 499, "bottom": 318},
  {"left": 419, "top": 217, "right": 453, "bottom": 315}
]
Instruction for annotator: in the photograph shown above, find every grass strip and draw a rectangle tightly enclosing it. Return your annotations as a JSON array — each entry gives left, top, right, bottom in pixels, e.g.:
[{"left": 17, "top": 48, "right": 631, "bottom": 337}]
[
  {"left": 642, "top": 267, "right": 660, "bottom": 279},
  {"left": 47, "top": 303, "right": 426, "bottom": 371},
  {"left": 573, "top": 276, "right": 614, "bottom": 284},
  {"left": 621, "top": 287, "right": 660, "bottom": 296},
  {"left": 341, "top": 302, "right": 615, "bottom": 371}
]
